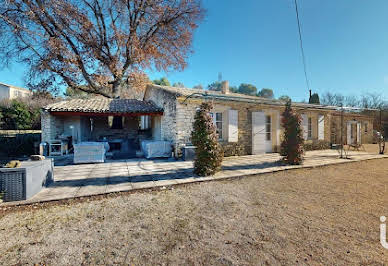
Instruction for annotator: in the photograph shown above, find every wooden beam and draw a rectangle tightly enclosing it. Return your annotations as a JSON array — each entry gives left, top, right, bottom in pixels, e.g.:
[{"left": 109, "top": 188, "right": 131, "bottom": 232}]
[{"left": 50, "top": 111, "right": 163, "bottom": 117}]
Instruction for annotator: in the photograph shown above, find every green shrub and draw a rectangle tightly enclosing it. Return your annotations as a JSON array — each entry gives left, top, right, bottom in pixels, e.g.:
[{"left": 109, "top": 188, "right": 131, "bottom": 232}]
[
  {"left": 303, "top": 140, "right": 330, "bottom": 151},
  {"left": 0, "top": 100, "right": 34, "bottom": 129},
  {"left": 0, "top": 133, "right": 41, "bottom": 157},
  {"left": 191, "top": 102, "right": 224, "bottom": 176},
  {"left": 280, "top": 100, "right": 304, "bottom": 165},
  {"left": 222, "top": 143, "right": 246, "bottom": 157}
]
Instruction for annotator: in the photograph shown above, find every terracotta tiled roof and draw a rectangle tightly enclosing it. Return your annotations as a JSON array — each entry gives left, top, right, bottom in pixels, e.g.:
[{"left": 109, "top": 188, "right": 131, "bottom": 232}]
[
  {"left": 44, "top": 97, "right": 163, "bottom": 114},
  {"left": 148, "top": 84, "right": 342, "bottom": 111}
]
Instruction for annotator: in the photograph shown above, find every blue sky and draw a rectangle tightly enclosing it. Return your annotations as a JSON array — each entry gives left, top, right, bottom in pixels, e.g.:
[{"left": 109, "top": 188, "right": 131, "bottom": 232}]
[{"left": 1, "top": 0, "right": 388, "bottom": 101}]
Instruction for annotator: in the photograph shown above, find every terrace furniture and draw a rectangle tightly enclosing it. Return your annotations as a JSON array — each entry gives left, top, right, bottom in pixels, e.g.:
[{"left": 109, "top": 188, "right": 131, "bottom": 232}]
[
  {"left": 73, "top": 142, "right": 109, "bottom": 164},
  {"left": 182, "top": 145, "right": 196, "bottom": 161},
  {"left": 48, "top": 139, "right": 69, "bottom": 156},
  {"left": 0, "top": 159, "right": 54, "bottom": 202},
  {"left": 141, "top": 140, "right": 172, "bottom": 159}
]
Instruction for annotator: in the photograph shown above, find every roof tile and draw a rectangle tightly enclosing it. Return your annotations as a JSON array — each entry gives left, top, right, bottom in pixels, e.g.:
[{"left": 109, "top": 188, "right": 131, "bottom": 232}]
[{"left": 44, "top": 97, "right": 163, "bottom": 114}]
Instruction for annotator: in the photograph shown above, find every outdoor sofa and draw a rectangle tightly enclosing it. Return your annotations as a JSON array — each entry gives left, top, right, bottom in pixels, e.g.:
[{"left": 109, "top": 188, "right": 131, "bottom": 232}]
[{"left": 0, "top": 158, "right": 54, "bottom": 202}]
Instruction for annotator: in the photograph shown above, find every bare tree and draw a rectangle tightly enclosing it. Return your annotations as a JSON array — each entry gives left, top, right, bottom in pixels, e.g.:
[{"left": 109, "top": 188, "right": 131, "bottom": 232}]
[
  {"left": 344, "top": 95, "right": 359, "bottom": 107},
  {"left": 320, "top": 92, "right": 344, "bottom": 107},
  {"left": 0, "top": 0, "right": 204, "bottom": 97},
  {"left": 360, "top": 93, "right": 385, "bottom": 109}
]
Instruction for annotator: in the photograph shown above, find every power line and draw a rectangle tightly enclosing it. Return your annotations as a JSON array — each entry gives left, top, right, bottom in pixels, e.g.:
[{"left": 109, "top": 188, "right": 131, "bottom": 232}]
[{"left": 294, "top": 0, "right": 311, "bottom": 97}]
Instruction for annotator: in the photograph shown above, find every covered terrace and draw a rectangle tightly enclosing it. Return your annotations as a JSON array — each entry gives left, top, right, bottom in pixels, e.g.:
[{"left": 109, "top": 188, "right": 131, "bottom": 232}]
[{"left": 41, "top": 97, "right": 163, "bottom": 160}]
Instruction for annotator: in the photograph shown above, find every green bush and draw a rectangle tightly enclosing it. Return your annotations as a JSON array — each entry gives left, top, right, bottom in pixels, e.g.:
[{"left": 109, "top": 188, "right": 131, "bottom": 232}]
[
  {"left": 222, "top": 143, "right": 246, "bottom": 157},
  {"left": 280, "top": 100, "right": 304, "bottom": 165},
  {"left": 0, "top": 100, "right": 41, "bottom": 130},
  {"left": 191, "top": 102, "right": 224, "bottom": 176},
  {"left": 303, "top": 140, "right": 330, "bottom": 151},
  {"left": 0, "top": 133, "right": 41, "bottom": 157}
]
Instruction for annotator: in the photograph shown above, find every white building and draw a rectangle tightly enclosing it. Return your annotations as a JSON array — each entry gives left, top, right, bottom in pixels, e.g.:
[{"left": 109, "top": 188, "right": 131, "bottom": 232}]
[{"left": 0, "top": 82, "right": 32, "bottom": 101}]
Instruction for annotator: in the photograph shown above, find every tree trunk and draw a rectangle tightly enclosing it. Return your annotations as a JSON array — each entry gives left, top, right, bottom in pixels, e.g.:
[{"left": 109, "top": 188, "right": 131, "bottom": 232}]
[{"left": 112, "top": 81, "right": 121, "bottom": 98}]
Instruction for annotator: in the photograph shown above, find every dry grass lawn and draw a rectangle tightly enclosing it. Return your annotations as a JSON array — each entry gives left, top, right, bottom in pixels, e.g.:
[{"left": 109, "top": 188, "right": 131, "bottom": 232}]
[{"left": 1, "top": 157, "right": 388, "bottom": 265}]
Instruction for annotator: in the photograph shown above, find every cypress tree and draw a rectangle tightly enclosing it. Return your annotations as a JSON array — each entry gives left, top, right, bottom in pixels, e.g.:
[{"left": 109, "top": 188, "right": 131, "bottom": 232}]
[
  {"left": 191, "top": 102, "right": 224, "bottom": 176},
  {"left": 280, "top": 100, "right": 304, "bottom": 165}
]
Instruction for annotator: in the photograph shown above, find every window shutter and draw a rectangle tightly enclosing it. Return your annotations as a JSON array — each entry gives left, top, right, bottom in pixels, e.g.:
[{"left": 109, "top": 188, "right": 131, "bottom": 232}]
[
  {"left": 228, "top": 109, "right": 238, "bottom": 142},
  {"left": 301, "top": 114, "right": 308, "bottom": 140},
  {"left": 318, "top": 115, "right": 325, "bottom": 140},
  {"left": 357, "top": 122, "right": 361, "bottom": 144},
  {"left": 347, "top": 123, "right": 351, "bottom": 144}
]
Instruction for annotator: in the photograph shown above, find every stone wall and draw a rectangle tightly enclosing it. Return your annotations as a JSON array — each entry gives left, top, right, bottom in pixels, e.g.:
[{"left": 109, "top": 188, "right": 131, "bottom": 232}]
[
  {"left": 144, "top": 86, "right": 177, "bottom": 145},
  {"left": 40, "top": 111, "right": 64, "bottom": 143},
  {"left": 330, "top": 114, "right": 373, "bottom": 144},
  {"left": 175, "top": 98, "right": 287, "bottom": 157},
  {"left": 143, "top": 86, "right": 376, "bottom": 158}
]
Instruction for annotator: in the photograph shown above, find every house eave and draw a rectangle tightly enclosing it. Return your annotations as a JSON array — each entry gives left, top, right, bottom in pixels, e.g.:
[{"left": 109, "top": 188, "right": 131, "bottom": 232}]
[{"left": 49, "top": 111, "right": 164, "bottom": 117}]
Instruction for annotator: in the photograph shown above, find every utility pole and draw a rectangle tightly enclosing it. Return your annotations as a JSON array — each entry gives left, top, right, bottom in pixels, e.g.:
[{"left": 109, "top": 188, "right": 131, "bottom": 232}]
[
  {"left": 379, "top": 109, "right": 385, "bottom": 154},
  {"left": 340, "top": 104, "right": 344, "bottom": 158}
]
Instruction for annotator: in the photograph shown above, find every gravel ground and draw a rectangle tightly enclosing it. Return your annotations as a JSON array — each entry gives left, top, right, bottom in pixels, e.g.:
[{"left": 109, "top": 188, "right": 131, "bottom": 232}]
[{"left": 1, "top": 157, "right": 388, "bottom": 265}]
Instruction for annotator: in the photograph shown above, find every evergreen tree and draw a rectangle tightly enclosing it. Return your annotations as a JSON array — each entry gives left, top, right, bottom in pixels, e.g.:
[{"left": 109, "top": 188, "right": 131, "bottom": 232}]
[
  {"left": 309, "top": 93, "right": 320, "bottom": 104},
  {"left": 153, "top": 77, "right": 171, "bottom": 86},
  {"left": 280, "top": 100, "right": 304, "bottom": 165},
  {"left": 191, "top": 102, "right": 224, "bottom": 176}
]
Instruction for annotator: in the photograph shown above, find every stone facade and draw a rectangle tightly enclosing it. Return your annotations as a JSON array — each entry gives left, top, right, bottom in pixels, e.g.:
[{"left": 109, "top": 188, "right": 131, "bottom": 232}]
[
  {"left": 41, "top": 110, "right": 64, "bottom": 143},
  {"left": 41, "top": 85, "right": 375, "bottom": 158},
  {"left": 330, "top": 113, "right": 374, "bottom": 144},
  {"left": 143, "top": 86, "right": 177, "bottom": 148},
  {"left": 144, "top": 85, "right": 375, "bottom": 158}
]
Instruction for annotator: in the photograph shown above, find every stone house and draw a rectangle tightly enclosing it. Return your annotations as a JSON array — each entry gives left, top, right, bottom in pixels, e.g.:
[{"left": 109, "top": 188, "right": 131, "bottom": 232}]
[
  {"left": 41, "top": 82, "right": 374, "bottom": 158},
  {"left": 144, "top": 83, "right": 374, "bottom": 157}
]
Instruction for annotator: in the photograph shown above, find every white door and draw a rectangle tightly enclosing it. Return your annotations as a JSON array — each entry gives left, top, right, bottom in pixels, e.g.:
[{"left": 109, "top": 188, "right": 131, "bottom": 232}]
[
  {"left": 318, "top": 115, "right": 325, "bottom": 140},
  {"left": 357, "top": 122, "right": 361, "bottom": 144},
  {"left": 347, "top": 122, "right": 352, "bottom": 144},
  {"left": 252, "top": 112, "right": 272, "bottom": 154}
]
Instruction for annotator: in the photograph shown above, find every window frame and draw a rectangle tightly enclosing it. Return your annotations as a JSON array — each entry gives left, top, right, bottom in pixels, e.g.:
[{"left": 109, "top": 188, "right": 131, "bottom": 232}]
[
  {"left": 139, "top": 115, "right": 151, "bottom": 130},
  {"left": 308, "top": 117, "right": 312, "bottom": 139},
  {"left": 265, "top": 115, "right": 271, "bottom": 141},
  {"left": 211, "top": 112, "right": 223, "bottom": 140}
]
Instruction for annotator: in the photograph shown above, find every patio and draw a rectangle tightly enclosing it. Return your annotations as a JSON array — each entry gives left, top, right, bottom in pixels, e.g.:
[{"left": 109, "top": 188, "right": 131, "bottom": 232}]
[{"left": 2, "top": 149, "right": 387, "bottom": 206}]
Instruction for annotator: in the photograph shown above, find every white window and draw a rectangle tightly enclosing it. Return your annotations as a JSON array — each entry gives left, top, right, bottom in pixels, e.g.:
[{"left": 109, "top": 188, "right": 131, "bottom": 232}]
[
  {"left": 211, "top": 112, "right": 223, "bottom": 140},
  {"left": 265, "top": 115, "right": 271, "bottom": 141},
  {"left": 350, "top": 124, "right": 354, "bottom": 139},
  {"left": 140, "top": 115, "right": 151, "bottom": 130},
  {"left": 308, "top": 117, "right": 312, "bottom": 139},
  {"left": 227, "top": 109, "right": 238, "bottom": 142}
]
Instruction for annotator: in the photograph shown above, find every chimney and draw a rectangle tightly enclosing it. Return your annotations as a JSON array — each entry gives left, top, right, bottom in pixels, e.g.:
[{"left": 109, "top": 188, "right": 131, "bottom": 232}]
[{"left": 221, "top": 80, "right": 229, "bottom": 94}]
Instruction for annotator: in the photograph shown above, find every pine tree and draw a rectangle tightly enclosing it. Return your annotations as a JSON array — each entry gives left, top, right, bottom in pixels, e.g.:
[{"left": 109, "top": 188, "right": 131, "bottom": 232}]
[
  {"left": 191, "top": 102, "right": 224, "bottom": 176},
  {"left": 280, "top": 100, "right": 304, "bottom": 165}
]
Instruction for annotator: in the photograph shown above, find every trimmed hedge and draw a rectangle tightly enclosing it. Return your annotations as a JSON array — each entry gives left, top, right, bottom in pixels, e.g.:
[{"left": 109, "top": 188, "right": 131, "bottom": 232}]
[{"left": 303, "top": 140, "right": 331, "bottom": 151}]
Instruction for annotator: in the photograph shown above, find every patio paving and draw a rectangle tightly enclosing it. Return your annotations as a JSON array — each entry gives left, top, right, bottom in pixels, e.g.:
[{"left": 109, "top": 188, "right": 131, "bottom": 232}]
[{"left": 2, "top": 150, "right": 388, "bottom": 206}]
